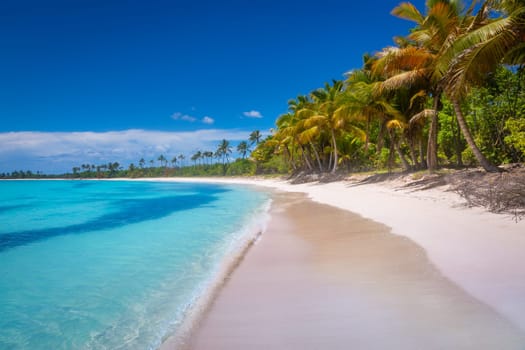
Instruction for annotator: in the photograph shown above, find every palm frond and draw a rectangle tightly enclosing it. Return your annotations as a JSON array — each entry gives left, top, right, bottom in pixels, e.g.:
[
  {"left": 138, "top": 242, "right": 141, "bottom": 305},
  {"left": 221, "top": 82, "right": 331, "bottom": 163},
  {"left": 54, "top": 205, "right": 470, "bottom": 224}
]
[
  {"left": 391, "top": 2, "right": 425, "bottom": 24},
  {"left": 409, "top": 109, "right": 435, "bottom": 125},
  {"left": 303, "top": 115, "right": 328, "bottom": 128},
  {"left": 386, "top": 119, "right": 408, "bottom": 130},
  {"left": 376, "top": 69, "right": 430, "bottom": 93},
  {"left": 409, "top": 89, "right": 428, "bottom": 108},
  {"left": 298, "top": 126, "right": 320, "bottom": 144}
]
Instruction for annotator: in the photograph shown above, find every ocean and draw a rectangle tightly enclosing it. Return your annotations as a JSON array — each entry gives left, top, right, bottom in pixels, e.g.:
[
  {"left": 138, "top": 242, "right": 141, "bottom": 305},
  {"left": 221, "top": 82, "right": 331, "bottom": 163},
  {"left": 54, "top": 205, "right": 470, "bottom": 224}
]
[{"left": 0, "top": 180, "right": 271, "bottom": 349}]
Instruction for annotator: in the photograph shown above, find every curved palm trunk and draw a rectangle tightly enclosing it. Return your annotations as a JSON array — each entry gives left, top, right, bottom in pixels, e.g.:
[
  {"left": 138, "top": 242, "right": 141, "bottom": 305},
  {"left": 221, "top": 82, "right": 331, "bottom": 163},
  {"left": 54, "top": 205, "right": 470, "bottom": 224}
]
[
  {"left": 309, "top": 141, "right": 323, "bottom": 172},
  {"left": 389, "top": 129, "right": 411, "bottom": 171},
  {"left": 330, "top": 129, "right": 338, "bottom": 173},
  {"left": 451, "top": 98, "right": 500, "bottom": 173},
  {"left": 396, "top": 139, "right": 412, "bottom": 171},
  {"left": 419, "top": 136, "right": 426, "bottom": 169},
  {"left": 408, "top": 137, "right": 418, "bottom": 169},
  {"left": 426, "top": 95, "right": 440, "bottom": 172},
  {"left": 300, "top": 145, "right": 313, "bottom": 171}
]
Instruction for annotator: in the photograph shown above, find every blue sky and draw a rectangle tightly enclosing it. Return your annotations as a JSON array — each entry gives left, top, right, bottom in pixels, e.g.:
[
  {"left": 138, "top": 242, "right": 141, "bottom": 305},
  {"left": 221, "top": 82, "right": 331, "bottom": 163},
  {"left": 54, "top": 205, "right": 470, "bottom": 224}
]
[{"left": 0, "top": 0, "right": 426, "bottom": 173}]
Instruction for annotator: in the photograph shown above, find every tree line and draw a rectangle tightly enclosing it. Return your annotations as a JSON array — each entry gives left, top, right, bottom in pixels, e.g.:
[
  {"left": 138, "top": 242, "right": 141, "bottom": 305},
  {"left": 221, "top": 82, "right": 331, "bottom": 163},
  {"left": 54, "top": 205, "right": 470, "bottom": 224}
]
[
  {"left": 251, "top": 0, "right": 525, "bottom": 175},
  {"left": 1, "top": 132, "right": 263, "bottom": 179}
]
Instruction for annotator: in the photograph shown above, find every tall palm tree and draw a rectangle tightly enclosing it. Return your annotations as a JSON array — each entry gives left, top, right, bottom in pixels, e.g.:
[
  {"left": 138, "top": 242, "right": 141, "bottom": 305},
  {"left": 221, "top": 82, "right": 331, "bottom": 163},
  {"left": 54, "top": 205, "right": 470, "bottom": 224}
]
[
  {"left": 216, "top": 139, "right": 232, "bottom": 164},
  {"left": 158, "top": 154, "right": 167, "bottom": 167},
  {"left": 237, "top": 141, "right": 250, "bottom": 159},
  {"left": 203, "top": 151, "right": 214, "bottom": 165},
  {"left": 191, "top": 152, "right": 200, "bottom": 167},
  {"left": 434, "top": 0, "right": 525, "bottom": 171},
  {"left": 380, "top": 0, "right": 502, "bottom": 172},
  {"left": 375, "top": 0, "right": 471, "bottom": 171},
  {"left": 249, "top": 130, "right": 262, "bottom": 145},
  {"left": 171, "top": 156, "right": 177, "bottom": 168},
  {"left": 298, "top": 80, "right": 348, "bottom": 173}
]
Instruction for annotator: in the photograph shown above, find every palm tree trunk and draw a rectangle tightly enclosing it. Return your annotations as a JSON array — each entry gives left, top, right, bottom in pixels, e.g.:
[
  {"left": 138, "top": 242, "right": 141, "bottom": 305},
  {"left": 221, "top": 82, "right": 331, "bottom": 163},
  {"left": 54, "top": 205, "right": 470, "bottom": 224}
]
[
  {"left": 309, "top": 141, "right": 323, "bottom": 172},
  {"left": 331, "top": 129, "right": 338, "bottom": 173},
  {"left": 451, "top": 97, "right": 500, "bottom": 172},
  {"left": 364, "top": 117, "right": 370, "bottom": 153},
  {"left": 453, "top": 117, "right": 464, "bottom": 167},
  {"left": 419, "top": 136, "right": 426, "bottom": 169},
  {"left": 300, "top": 145, "right": 313, "bottom": 171},
  {"left": 377, "top": 122, "right": 386, "bottom": 153},
  {"left": 389, "top": 129, "right": 411, "bottom": 171},
  {"left": 426, "top": 95, "right": 440, "bottom": 172},
  {"left": 408, "top": 137, "right": 418, "bottom": 169}
]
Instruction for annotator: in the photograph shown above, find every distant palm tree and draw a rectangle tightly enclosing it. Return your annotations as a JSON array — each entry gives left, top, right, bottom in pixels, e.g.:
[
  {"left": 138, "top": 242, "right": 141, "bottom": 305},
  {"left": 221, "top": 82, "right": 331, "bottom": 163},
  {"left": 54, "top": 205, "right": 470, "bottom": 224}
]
[
  {"left": 237, "top": 141, "right": 250, "bottom": 159},
  {"left": 158, "top": 154, "right": 167, "bottom": 167},
  {"left": 191, "top": 151, "right": 203, "bottom": 166},
  {"left": 249, "top": 130, "right": 262, "bottom": 145},
  {"left": 139, "top": 158, "right": 145, "bottom": 169},
  {"left": 171, "top": 156, "right": 177, "bottom": 168},
  {"left": 178, "top": 154, "right": 185, "bottom": 167},
  {"left": 216, "top": 139, "right": 232, "bottom": 165},
  {"left": 203, "top": 151, "right": 214, "bottom": 165}
]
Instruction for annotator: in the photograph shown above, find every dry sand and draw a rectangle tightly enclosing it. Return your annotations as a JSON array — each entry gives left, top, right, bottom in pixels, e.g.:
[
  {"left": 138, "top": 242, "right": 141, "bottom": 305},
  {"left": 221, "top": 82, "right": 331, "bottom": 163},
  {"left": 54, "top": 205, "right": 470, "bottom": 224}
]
[
  {"left": 131, "top": 177, "right": 525, "bottom": 348},
  {"left": 171, "top": 192, "right": 525, "bottom": 349}
]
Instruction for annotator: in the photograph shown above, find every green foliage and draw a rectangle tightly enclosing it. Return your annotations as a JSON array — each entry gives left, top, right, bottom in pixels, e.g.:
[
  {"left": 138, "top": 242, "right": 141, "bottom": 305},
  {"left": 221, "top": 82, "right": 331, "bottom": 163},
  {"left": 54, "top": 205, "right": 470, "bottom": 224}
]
[
  {"left": 437, "top": 98, "right": 465, "bottom": 166},
  {"left": 505, "top": 118, "right": 525, "bottom": 159},
  {"left": 226, "top": 159, "right": 257, "bottom": 176}
]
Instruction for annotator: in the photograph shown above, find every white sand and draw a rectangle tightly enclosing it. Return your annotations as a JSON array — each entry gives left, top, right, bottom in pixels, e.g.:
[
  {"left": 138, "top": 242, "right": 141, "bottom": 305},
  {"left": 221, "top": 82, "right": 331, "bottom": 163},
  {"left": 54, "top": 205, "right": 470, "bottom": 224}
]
[{"left": 140, "top": 176, "right": 525, "bottom": 333}]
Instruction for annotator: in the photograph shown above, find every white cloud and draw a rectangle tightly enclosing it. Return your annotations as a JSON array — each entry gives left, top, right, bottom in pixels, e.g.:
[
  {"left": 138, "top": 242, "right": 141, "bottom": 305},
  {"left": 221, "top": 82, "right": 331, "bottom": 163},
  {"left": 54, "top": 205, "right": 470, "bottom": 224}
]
[
  {"left": 0, "top": 129, "right": 258, "bottom": 174},
  {"left": 202, "top": 116, "right": 214, "bottom": 124},
  {"left": 171, "top": 112, "right": 197, "bottom": 122},
  {"left": 172, "top": 112, "right": 215, "bottom": 125},
  {"left": 243, "top": 110, "right": 263, "bottom": 118}
]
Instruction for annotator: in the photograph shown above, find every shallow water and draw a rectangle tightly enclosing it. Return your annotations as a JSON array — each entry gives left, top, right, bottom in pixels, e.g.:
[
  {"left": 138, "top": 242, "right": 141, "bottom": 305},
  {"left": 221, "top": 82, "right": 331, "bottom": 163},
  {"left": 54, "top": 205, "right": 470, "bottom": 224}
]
[{"left": 0, "top": 180, "right": 270, "bottom": 349}]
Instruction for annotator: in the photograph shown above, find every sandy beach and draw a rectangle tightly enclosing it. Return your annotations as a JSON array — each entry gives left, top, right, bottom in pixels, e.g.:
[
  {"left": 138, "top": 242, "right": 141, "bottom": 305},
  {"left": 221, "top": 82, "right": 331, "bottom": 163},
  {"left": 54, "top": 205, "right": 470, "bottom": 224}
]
[{"left": 150, "top": 176, "right": 525, "bottom": 349}]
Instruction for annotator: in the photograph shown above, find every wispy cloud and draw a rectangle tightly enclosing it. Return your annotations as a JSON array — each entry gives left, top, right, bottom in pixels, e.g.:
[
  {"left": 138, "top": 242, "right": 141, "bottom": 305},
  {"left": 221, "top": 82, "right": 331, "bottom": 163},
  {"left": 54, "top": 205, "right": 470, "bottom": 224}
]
[
  {"left": 0, "top": 129, "right": 257, "bottom": 174},
  {"left": 172, "top": 112, "right": 215, "bottom": 125},
  {"left": 202, "top": 116, "right": 214, "bottom": 124},
  {"left": 171, "top": 112, "right": 197, "bottom": 122},
  {"left": 243, "top": 110, "right": 263, "bottom": 118}
]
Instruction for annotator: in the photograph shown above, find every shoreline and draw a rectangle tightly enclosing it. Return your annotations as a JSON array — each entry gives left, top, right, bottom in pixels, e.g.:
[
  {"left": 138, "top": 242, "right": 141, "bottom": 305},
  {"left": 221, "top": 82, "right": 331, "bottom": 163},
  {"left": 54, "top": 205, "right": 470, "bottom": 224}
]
[
  {"left": 168, "top": 189, "right": 525, "bottom": 349},
  {"left": 139, "top": 176, "right": 525, "bottom": 341},
  {"left": 8, "top": 176, "right": 524, "bottom": 345}
]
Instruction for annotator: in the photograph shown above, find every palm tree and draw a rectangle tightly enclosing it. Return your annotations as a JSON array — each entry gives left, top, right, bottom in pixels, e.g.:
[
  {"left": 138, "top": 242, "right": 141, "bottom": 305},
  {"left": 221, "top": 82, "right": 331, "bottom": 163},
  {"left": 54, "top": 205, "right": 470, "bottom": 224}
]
[
  {"left": 139, "top": 158, "right": 145, "bottom": 169},
  {"left": 171, "top": 156, "right": 177, "bottom": 168},
  {"left": 191, "top": 152, "right": 200, "bottom": 167},
  {"left": 433, "top": 0, "right": 525, "bottom": 171},
  {"left": 178, "top": 154, "right": 185, "bottom": 167},
  {"left": 374, "top": 0, "right": 469, "bottom": 171},
  {"left": 217, "top": 139, "right": 232, "bottom": 165},
  {"left": 203, "top": 151, "right": 214, "bottom": 165},
  {"left": 158, "top": 154, "right": 167, "bottom": 167},
  {"left": 298, "top": 80, "right": 349, "bottom": 173},
  {"left": 237, "top": 141, "right": 250, "bottom": 159},
  {"left": 378, "top": 0, "right": 503, "bottom": 172},
  {"left": 249, "top": 130, "right": 262, "bottom": 145},
  {"left": 342, "top": 70, "right": 409, "bottom": 169}
]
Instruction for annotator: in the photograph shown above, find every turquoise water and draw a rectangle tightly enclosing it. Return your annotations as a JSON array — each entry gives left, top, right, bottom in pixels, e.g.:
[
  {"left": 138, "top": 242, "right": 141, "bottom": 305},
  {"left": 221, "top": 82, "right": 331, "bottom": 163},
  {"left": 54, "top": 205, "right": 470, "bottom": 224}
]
[{"left": 0, "top": 180, "right": 270, "bottom": 349}]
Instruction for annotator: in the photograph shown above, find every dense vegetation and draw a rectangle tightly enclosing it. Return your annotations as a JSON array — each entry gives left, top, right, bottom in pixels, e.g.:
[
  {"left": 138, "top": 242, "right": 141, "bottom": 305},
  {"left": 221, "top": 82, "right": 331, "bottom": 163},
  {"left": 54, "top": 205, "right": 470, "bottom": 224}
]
[{"left": 252, "top": 0, "right": 525, "bottom": 175}]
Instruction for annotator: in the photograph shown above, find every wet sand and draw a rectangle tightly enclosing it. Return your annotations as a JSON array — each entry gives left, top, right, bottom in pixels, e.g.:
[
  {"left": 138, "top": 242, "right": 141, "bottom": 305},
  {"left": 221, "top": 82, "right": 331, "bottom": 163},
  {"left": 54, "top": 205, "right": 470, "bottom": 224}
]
[{"left": 169, "top": 192, "right": 525, "bottom": 349}]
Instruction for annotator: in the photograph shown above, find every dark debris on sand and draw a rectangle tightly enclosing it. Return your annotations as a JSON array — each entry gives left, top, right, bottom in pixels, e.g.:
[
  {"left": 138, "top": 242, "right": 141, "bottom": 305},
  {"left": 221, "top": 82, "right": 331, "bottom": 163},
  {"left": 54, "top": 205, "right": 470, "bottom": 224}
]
[{"left": 287, "top": 164, "right": 525, "bottom": 222}]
